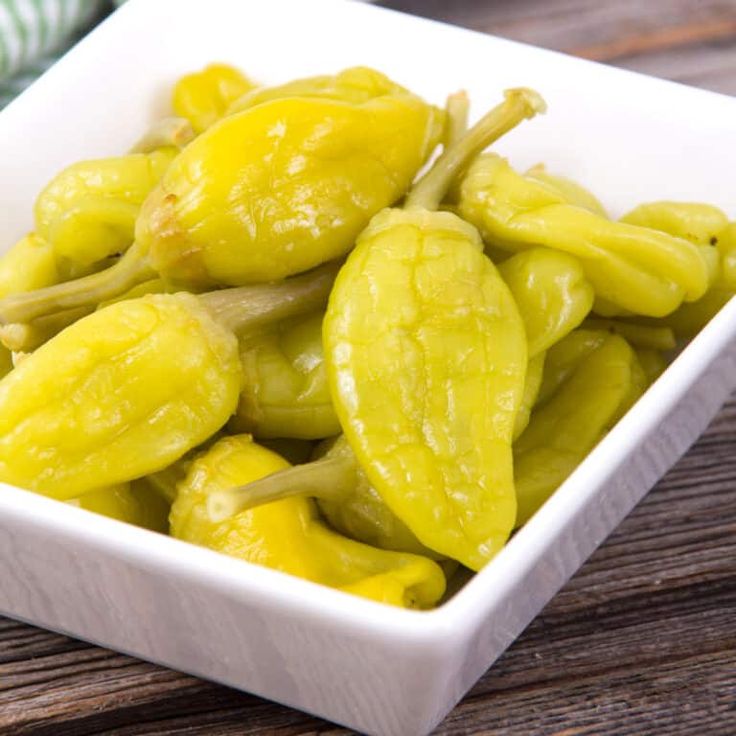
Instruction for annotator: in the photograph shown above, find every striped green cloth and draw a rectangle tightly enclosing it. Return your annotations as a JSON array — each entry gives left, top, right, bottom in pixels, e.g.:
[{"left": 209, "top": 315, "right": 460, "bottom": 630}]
[{"left": 0, "top": 0, "right": 120, "bottom": 109}]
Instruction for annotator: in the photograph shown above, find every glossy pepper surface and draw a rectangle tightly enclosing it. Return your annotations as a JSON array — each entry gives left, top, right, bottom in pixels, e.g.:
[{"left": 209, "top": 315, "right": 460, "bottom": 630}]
[
  {"left": 171, "top": 435, "right": 446, "bottom": 609},
  {"left": 0, "top": 293, "right": 240, "bottom": 499},
  {"left": 0, "top": 233, "right": 60, "bottom": 298},
  {"left": 525, "top": 164, "right": 607, "bottom": 217},
  {"left": 323, "top": 90, "right": 542, "bottom": 569},
  {"left": 173, "top": 63, "right": 254, "bottom": 134},
  {"left": 514, "top": 331, "right": 639, "bottom": 526},
  {"left": 456, "top": 154, "right": 718, "bottom": 317},
  {"left": 0, "top": 76, "right": 443, "bottom": 326},
  {"left": 231, "top": 312, "right": 340, "bottom": 439},
  {"left": 0, "top": 263, "right": 337, "bottom": 499},
  {"left": 498, "top": 248, "right": 594, "bottom": 357},
  {"left": 35, "top": 149, "right": 177, "bottom": 268},
  {"left": 208, "top": 434, "right": 434, "bottom": 557},
  {"left": 620, "top": 203, "right": 735, "bottom": 336},
  {"left": 68, "top": 482, "right": 170, "bottom": 532}
]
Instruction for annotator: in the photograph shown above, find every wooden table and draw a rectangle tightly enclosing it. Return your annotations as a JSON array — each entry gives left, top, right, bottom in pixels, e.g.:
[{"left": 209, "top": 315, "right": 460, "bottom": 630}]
[{"left": 2, "top": 1, "right": 735, "bottom": 733}]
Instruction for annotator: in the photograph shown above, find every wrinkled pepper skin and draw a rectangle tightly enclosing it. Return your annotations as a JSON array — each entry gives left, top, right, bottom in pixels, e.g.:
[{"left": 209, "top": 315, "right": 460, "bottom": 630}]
[
  {"left": 514, "top": 333, "right": 637, "bottom": 526},
  {"left": 173, "top": 63, "right": 254, "bottom": 134},
  {"left": 137, "top": 92, "right": 444, "bottom": 289},
  {"left": 231, "top": 312, "right": 340, "bottom": 439},
  {"left": 68, "top": 482, "right": 170, "bottom": 532},
  {"left": 0, "top": 233, "right": 59, "bottom": 298},
  {"left": 36, "top": 149, "right": 177, "bottom": 268},
  {"left": 525, "top": 164, "right": 607, "bottom": 217},
  {"left": 620, "top": 201, "right": 728, "bottom": 246},
  {"left": 499, "top": 248, "right": 594, "bottom": 357},
  {"left": 0, "top": 293, "right": 240, "bottom": 499},
  {"left": 324, "top": 208, "right": 527, "bottom": 570},
  {"left": 0, "top": 76, "right": 443, "bottom": 326},
  {"left": 456, "top": 154, "right": 717, "bottom": 317},
  {"left": 621, "top": 204, "right": 736, "bottom": 337},
  {"left": 170, "top": 435, "right": 446, "bottom": 608}
]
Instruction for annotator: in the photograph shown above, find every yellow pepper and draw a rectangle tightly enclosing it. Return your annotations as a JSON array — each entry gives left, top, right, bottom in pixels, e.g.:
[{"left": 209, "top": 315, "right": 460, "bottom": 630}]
[
  {"left": 515, "top": 332, "right": 639, "bottom": 526},
  {"left": 513, "top": 351, "right": 546, "bottom": 440},
  {"left": 171, "top": 435, "right": 445, "bottom": 609},
  {"left": 456, "top": 154, "right": 718, "bottom": 317},
  {"left": 499, "top": 248, "right": 594, "bottom": 357},
  {"left": 0, "top": 263, "right": 337, "bottom": 499},
  {"left": 0, "top": 233, "right": 59, "bottom": 298},
  {"left": 0, "top": 74, "right": 443, "bottom": 325},
  {"left": 227, "top": 65, "right": 410, "bottom": 114},
  {"left": 525, "top": 164, "right": 607, "bottom": 217},
  {"left": 636, "top": 348, "right": 668, "bottom": 384},
  {"left": 619, "top": 203, "right": 735, "bottom": 336},
  {"left": 535, "top": 328, "right": 608, "bottom": 407},
  {"left": 173, "top": 63, "right": 254, "bottom": 134},
  {"left": 34, "top": 148, "right": 177, "bottom": 269},
  {"left": 323, "top": 90, "right": 541, "bottom": 570},
  {"left": 208, "top": 434, "right": 436, "bottom": 558},
  {"left": 231, "top": 312, "right": 340, "bottom": 440},
  {"left": 582, "top": 318, "right": 676, "bottom": 351},
  {"left": 67, "top": 482, "right": 170, "bottom": 533}
]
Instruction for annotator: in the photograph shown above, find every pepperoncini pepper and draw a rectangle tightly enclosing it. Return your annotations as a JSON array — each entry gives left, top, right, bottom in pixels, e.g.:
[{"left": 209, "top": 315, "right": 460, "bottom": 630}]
[
  {"left": 525, "top": 164, "right": 608, "bottom": 217},
  {"left": 455, "top": 154, "right": 718, "bottom": 317},
  {"left": 173, "top": 63, "right": 255, "bottom": 134},
  {"left": 0, "top": 73, "right": 444, "bottom": 326},
  {"left": 67, "top": 482, "right": 170, "bottom": 533},
  {"left": 35, "top": 148, "right": 178, "bottom": 268},
  {"left": 0, "top": 262, "right": 338, "bottom": 500},
  {"left": 619, "top": 202, "right": 736, "bottom": 336},
  {"left": 170, "top": 435, "right": 446, "bottom": 609},
  {"left": 498, "top": 248, "right": 594, "bottom": 357},
  {"left": 0, "top": 233, "right": 60, "bottom": 298},
  {"left": 230, "top": 312, "right": 340, "bottom": 440},
  {"left": 323, "top": 90, "right": 545, "bottom": 570},
  {"left": 515, "top": 331, "right": 640, "bottom": 526},
  {"left": 208, "top": 434, "right": 436, "bottom": 557}
]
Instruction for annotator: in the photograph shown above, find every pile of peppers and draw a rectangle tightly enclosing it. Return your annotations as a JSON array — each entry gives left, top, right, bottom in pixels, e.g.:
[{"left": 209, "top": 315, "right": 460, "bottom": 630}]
[{"left": 0, "top": 63, "right": 732, "bottom": 609}]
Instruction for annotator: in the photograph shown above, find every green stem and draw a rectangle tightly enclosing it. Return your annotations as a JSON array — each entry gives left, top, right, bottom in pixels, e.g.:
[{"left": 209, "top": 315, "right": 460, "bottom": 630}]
[
  {"left": 200, "top": 260, "right": 341, "bottom": 337},
  {"left": 0, "top": 246, "right": 155, "bottom": 325},
  {"left": 405, "top": 87, "right": 546, "bottom": 212},
  {"left": 445, "top": 90, "right": 470, "bottom": 148},
  {"left": 206, "top": 455, "right": 357, "bottom": 523}
]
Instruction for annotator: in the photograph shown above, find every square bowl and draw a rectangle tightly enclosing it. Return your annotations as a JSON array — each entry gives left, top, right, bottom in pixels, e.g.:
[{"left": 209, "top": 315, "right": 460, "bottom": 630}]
[{"left": 1, "top": 1, "right": 735, "bottom": 733}]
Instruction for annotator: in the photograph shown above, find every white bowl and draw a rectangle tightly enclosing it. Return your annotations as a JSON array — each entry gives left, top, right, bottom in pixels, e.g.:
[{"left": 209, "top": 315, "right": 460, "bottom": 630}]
[{"left": 1, "top": 1, "right": 735, "bottom": 734}]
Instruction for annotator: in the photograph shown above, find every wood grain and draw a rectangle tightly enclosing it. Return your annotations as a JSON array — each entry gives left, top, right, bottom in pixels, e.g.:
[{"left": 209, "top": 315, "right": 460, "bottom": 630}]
[{"left": 2, "top": 1, "right": 736, "bottom": 734}]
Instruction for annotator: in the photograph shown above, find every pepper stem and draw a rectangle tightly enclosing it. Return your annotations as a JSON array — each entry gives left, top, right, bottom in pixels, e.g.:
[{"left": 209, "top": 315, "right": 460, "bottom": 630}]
[
  {"left": 206, "top": 455, "right": 357, "bottom": 523},
  {"left": 405, "top": 87, "right": 546, "bottom": 212},
  {"left": 444, "top": 90, "right": 470, "bottom": 148},
  {"left": 0, "top": 246, "right": 155, "bottom": 325},
  {"left": 199, "top": 260, "right": 341, "bottom": 337}
]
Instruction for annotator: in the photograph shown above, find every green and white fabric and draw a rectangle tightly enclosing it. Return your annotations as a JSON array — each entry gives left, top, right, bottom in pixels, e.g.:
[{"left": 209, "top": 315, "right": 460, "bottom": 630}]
[{"left": 0, "top": 0, "right": 113, "bottom": 109}]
